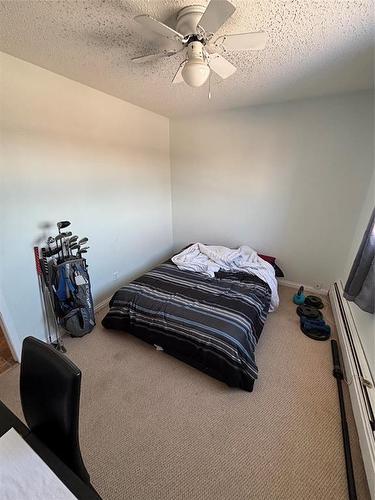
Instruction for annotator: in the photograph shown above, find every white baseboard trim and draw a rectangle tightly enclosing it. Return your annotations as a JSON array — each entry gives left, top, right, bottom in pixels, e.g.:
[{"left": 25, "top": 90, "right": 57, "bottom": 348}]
[
  {"left": 277, "top": 278, "right": 328, "bottom": 296},
  {"left": 94, "top": 297, "right": 111, "bottom": 313},
  {"left": 329, "top": 281, "right": 374, "bottom": 499}
]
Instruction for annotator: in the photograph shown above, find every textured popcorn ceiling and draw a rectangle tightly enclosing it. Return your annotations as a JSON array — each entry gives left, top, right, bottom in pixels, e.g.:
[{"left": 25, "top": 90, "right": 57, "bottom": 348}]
[{"left": 0, "top": 0, "right": 373, "bottom": 117}]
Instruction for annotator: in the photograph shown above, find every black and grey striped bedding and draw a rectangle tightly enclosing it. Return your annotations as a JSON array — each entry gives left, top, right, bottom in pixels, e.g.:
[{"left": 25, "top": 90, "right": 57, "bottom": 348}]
[{"left": 102, "top": 262, "right": 271, "bottom": 390}]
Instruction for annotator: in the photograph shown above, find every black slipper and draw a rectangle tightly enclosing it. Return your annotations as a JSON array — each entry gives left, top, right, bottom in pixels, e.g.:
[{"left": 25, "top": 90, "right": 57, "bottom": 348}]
[
  {"left": 296, "top": 305, "right": 323, "bottom": 320},
  {"left": 304, "top": 295, "right": 324, "bottom": 309}
]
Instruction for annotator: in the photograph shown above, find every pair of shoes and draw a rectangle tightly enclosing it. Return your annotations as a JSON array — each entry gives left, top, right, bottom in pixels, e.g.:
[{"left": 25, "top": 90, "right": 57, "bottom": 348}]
[{"left": 300, "top": 316, "right": 331, "bottom": 341}]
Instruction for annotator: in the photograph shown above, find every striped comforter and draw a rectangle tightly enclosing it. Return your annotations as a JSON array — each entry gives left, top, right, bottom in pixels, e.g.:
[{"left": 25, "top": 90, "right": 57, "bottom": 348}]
[{"left": 102, "top": 262, "right": 272, "bottom": 390}]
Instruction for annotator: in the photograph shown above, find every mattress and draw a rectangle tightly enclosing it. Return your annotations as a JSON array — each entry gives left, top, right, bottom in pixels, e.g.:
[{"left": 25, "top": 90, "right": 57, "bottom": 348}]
[{"left": 102, "top": 262, "right": 271, "bottom": 391}]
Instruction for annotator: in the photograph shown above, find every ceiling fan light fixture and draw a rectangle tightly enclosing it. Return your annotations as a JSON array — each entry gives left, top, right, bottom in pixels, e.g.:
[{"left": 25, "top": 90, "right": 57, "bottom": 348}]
[
  {"left": 182, "top": 59, "right": 210, "bottom": 87},
  {"left": 181, "top": 40, "right": 210, "bottom": 88}
]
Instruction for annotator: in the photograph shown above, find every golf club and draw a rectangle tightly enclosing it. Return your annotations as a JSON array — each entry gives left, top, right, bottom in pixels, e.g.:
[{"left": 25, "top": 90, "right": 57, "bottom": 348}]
[
  {"left": 65, "top": 235, "right": 78, "bottom": 258},
  {"left": 45, "top": 246, "right": 60, "bottom": 258},
  {"left": 57, "top": 220, "right": 71, "bottom": 234},
  {"left": 69, "top": 243, "right": 80, "bottom": 258},
  {"left": 47, "top": 236, "right": 55, "bottom": 251},
  {"left": 78, "top": 246, "right": 90, "bottom": 258},
  {"left": 45, "top": 236, "right": 59, "bottom": 258},
  {"left": 54, "top": 234, "right": 65, "bottom": 261},
  {"left": 55, "top": 232, "right": 72, "bottom": 262}
]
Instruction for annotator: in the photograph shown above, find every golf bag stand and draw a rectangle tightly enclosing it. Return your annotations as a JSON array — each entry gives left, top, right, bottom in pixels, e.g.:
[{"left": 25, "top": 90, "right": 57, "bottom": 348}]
[{"left": 34, "top": 246, "right": 66, "bottom": 352}]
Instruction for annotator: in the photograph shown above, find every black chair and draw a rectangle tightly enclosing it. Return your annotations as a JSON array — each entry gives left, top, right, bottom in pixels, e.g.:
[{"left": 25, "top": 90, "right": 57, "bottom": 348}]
[{"left": 20, "top": 336, "right": 90, "bottom": 485}]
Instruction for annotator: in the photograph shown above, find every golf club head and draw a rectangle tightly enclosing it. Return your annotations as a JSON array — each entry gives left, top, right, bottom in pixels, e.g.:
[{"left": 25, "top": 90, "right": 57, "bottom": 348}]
[
  {"left": 54, "top": 234, "right": 65, "bottom": 243},
  {"left": 69, "top": 235, "right": 78, "bottom": 244},
  {"left": 70, "top": 243, "right": 79, "bottom": 251},
  {"left": 47, "top": 236, "right": 55, "bottom": 244},
  {"left": 53, "top": 234, "right": 65, "bottom": 262},
  {"left": 80, "top": 246, "right": 90, "bottom": 252},
  {"left": 55, "top": 231, "right": 72, "bottom": 240},
  {"left": 57, "top": 221, "right": 71, "bottom": 232},
  {"left": 78, "top": 237, "right": 88, "bottom": 245},
  {"left": 45, "top": 247, "right": 60, "bottom": 257}
]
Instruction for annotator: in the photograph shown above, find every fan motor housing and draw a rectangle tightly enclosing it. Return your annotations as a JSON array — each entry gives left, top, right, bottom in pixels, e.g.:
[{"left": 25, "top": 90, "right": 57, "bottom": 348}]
[
  {"left": 176, "top": 5, "right": 206, "bottom": 37},
  {"left": 187, "top": 41, "right": 205, "bottom": 61}
]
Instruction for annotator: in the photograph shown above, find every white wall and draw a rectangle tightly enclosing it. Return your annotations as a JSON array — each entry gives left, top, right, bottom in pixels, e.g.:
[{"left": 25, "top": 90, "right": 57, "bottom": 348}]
[
  {"left": 343, "top": 170, "right": 374, "bottom": 375},
  {"left": 170, "top": 91, "right": 374, "bottom": 292},
  {"left": 0, "top": 52, "right": 373, "bottom": 364},
  {"left": 0, "top": 52, "right": 173, "bottom": 359}
]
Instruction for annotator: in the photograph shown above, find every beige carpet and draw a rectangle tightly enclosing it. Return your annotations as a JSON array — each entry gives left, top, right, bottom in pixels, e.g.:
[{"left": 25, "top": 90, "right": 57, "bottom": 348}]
[{"left": 0, "top": 286, "right": 370, "bottom": 500}]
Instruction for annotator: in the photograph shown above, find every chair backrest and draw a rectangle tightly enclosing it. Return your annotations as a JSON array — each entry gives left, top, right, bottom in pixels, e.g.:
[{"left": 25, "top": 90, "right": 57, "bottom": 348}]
[{"left": 20, "top": 336, "right": 90, "bottom": 485}]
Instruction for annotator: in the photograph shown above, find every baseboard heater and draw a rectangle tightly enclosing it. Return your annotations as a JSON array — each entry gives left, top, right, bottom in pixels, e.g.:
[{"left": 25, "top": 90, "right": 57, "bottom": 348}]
[{"left": 329, "top": 281, "right": 375, "bottom": 498}]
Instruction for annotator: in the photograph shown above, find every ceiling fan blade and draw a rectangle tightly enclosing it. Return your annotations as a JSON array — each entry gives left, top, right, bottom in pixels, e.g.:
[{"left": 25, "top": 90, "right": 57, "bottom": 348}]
[
  {"left": 134, "top": 15, "right": 184, "bottom": 42},
  {"left": 172, "top": 62, "right": 185, "bottom": 84},
  {"left": 209, "top": 53, "right": 236, "bottom": 79},
  {"left": 204, "top": 43, "right": 217, "bottom": 55},
  {"left": 132, "top": 50, "right": 180, "bottom": 64},
  {"left": 215, "top": 31, "right": 268, "bottom": 51},
  {"left": 198, "top": 0, "right": 236, "bottom": 35}
]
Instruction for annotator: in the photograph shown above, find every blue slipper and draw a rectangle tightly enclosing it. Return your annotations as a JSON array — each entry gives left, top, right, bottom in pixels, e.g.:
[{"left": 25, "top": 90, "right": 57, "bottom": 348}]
[
  {"left": 300, "top": 317, "right": 331, "bottom": 341},
  {"left": 300, "top": 316, "right": 326, "bottom": 328}
]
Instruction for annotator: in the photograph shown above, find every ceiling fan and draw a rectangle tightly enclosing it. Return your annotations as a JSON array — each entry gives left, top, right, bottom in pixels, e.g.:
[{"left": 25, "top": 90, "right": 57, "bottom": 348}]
[{"left": 132, "top": 0, "right": 267, "bottom": 89}]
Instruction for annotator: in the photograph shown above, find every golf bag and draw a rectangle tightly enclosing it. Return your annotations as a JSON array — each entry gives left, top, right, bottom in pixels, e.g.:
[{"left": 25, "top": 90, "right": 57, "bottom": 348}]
[
  {"left": 48, "top": 258, "right": 95, "bottom": 337},
  {"left": 35, "top": 221, "right": 95, "bottom": 348}
]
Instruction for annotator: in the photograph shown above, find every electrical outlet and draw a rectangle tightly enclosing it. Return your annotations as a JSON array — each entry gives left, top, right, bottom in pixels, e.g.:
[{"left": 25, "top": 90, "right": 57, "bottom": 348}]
[
  {"left": 314, "top": 282, "right": 322, "bottom": 290},
  {"left": 113, "top": 271, "right": 119, "bottom": 281}
]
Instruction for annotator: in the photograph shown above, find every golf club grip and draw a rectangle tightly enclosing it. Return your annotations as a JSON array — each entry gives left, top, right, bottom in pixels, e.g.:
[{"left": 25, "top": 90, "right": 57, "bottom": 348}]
[
  {"left": 331, "top": 339, "right": 343, "bottom": 379},
  {"left": 33, "top": 247, "right": 42, "bottom": 275}
]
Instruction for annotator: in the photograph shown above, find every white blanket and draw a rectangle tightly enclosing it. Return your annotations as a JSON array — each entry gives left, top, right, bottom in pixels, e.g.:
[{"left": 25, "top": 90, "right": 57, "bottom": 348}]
[{"left": 172, "top": 243, "right": 279, "bottom": 311}]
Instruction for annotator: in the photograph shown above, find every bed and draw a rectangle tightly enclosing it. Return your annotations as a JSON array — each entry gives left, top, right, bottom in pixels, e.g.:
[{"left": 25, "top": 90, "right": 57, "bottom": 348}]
[{"left": 102, "top": 260, "right": 272, "bottom": 391}]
